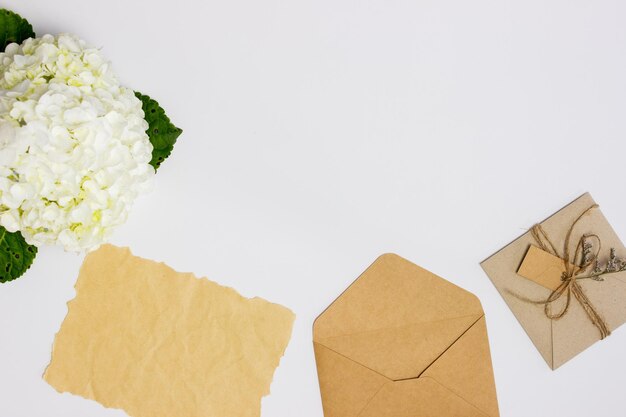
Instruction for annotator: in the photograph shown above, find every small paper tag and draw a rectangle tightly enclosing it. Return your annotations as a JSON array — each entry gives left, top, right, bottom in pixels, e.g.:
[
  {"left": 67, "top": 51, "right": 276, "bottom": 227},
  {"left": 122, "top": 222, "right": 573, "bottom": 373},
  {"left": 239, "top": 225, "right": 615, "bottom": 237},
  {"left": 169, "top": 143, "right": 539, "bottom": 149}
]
[{"left": 517, "top": 245, "right": 567, "bottom": 291}]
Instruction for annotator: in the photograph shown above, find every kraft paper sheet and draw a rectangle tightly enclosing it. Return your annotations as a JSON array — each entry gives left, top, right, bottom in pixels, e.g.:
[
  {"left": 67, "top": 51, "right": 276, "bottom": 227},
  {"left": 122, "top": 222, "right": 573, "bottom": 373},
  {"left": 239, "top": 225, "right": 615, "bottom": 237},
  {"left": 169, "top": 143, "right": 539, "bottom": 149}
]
[{"left": 44, "top": 244, "right": 295, "bottom": 417}]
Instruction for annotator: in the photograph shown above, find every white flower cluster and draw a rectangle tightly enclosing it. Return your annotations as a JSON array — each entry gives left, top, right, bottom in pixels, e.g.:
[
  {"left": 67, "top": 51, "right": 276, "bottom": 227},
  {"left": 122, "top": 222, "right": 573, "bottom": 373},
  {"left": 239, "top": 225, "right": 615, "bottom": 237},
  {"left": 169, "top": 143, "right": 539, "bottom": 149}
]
[{"left": 0, "top": 34, "right": 154, "bottom": 252}]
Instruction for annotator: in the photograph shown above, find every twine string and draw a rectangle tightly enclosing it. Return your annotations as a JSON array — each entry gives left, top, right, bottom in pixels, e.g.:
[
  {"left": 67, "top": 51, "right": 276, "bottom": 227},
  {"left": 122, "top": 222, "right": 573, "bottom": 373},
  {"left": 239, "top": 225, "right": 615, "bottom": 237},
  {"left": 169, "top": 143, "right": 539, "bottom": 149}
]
[{"left": 525, "top": 204, "right": 611, "bottom": 339}]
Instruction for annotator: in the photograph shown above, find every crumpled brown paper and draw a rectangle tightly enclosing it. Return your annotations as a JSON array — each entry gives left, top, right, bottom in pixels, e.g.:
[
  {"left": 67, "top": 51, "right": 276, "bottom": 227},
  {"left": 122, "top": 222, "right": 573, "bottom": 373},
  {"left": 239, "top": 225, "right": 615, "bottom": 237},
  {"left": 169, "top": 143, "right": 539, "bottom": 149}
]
[{"left": 44, "top": 244, "right": 295, "bottom": 417}]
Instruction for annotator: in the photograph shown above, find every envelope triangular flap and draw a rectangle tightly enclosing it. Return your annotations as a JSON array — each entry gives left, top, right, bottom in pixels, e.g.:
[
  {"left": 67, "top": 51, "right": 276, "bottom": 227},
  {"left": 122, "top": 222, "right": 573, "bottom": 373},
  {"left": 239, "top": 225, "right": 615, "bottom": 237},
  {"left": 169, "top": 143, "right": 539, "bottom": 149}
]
[
  {"left": 313, "top": 342, "right": 389, "bottom": 417},
  {"left": 314, "top": 254, "right": 484, "bottom": 380},
  {"left": 317, "top": 316, "right": 480, "bottom": 380},
  {"left": 422, "top": 316, "right": 500, "bottom": 417},
  {"left": 359, "top": 378, "right": 489, "bottom": 417}
]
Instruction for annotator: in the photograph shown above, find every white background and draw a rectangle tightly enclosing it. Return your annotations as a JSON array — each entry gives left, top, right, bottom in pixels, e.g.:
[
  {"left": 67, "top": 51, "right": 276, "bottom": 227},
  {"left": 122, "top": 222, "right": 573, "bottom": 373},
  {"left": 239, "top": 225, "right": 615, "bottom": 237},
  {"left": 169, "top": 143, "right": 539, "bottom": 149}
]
[{"left": 1, "top": 1, "right": 626, "bottom": 416}]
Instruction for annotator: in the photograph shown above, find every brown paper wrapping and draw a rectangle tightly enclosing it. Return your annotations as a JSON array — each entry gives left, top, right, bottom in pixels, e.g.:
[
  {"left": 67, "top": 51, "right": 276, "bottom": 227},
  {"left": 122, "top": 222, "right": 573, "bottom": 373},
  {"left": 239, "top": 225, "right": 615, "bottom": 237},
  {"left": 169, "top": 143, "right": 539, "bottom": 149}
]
[{"left": 481, "top": 193, "right": 626, "bottom": 369}]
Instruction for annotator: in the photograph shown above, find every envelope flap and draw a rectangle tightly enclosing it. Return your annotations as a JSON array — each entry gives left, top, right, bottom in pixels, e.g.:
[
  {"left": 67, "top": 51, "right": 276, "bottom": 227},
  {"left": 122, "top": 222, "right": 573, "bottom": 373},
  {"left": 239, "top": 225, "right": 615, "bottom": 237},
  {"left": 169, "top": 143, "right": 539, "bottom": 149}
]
[
  {"left": 422, "top": 316, "right": 499, "bottom": 417},
  {"left": 314, "top": 254, "right": 484, "bottom": 340},
  {"left": 358, "top": 378, "right": 489, "bottom": 417},
  {"left": 313, "top": 342, "right": 389, "bottom": 417},
  {"left": 316, "top": 315, "right": 481, "bottom": 380},
  {"left": 314, "top": 254, "right": 484, "bottom": 380}
]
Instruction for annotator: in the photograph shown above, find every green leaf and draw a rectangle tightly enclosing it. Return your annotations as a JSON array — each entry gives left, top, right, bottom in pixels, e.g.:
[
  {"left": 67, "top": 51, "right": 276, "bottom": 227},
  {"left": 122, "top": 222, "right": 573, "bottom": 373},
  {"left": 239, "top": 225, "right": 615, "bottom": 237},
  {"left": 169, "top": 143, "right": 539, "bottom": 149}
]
[
  {"left": 135, "top": 92, "right": 183, "bottom": 171},
  {"left": 0, "top": 10, "right": 38, "bottom": 283},
  {"left": 0, "top": 9, "right": 35, "bottom": 52},
  {"left": 0, "top": 226, "right": 37, "bottom": 283}
]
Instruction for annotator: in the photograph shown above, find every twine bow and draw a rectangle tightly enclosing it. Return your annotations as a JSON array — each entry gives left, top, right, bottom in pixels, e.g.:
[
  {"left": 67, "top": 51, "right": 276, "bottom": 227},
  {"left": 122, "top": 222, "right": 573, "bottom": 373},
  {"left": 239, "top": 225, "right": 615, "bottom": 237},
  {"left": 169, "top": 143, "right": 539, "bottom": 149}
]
[{"left": 527, "top": 204, "right": 611, "bottom": 339}]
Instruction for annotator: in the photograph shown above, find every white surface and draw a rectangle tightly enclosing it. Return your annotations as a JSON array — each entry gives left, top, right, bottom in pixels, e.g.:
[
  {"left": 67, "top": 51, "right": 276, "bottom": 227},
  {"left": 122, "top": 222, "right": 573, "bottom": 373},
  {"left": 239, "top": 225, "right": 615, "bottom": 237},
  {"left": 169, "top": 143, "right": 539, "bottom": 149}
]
[{"left": 1, "top": 1, "right": 626, "bottom": 416}]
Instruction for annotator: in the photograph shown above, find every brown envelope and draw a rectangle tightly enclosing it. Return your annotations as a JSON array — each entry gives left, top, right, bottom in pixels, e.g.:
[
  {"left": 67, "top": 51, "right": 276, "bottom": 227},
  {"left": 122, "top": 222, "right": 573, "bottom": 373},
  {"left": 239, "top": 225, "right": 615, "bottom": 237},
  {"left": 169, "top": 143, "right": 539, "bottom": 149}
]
[
  {"left": 481, "top": 193, "right": 626, "bottom": 370},
  {"left": 313, "top": 254, "right": 500, "bottom": 417}
]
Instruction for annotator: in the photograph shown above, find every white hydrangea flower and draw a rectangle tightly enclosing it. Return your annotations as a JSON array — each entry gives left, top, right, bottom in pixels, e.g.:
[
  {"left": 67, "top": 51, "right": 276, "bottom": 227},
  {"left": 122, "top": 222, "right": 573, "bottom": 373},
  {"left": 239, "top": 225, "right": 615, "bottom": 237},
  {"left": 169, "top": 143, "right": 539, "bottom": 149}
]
[{"left": 0, "top": 34, "right": 154, "bottom": 252}]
